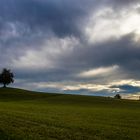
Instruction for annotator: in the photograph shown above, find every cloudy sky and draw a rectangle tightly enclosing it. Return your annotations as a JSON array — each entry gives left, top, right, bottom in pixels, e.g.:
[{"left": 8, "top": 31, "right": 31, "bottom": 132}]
[{"left": 0, "top": 0, "right": 140, "bottom": 99}]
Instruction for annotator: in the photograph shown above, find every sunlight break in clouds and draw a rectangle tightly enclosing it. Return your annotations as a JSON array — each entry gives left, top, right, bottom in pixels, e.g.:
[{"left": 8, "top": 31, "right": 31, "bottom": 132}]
[
  {"left": 20, "top": 81, "right": 112, "bottom": 93},
  {"left": 111, "top": 79, "right": 140, "bottom": 87},
  {"left": 78, "top": 65, "right": 119, "bottom": 78},
  {"left": 122, "top": 93, "right": 140, "bottom": 100},
  {"left": 85, "top": 6, "right": 140, "bottom": 43}
]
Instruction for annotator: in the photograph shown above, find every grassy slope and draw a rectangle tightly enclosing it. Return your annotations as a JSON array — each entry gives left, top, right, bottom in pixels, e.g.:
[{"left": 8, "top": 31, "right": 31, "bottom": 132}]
[{"left": 0, "top": 88, "right": 140, "bottom": 140}]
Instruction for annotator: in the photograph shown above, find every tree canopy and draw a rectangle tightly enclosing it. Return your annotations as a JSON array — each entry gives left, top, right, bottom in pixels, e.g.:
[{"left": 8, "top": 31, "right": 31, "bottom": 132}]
[
  {"left": 114, "top": 94, "right": 121, "bottom": 99},
  {"left": 0, "top": 68, "right": 14, "bottom": 88}
]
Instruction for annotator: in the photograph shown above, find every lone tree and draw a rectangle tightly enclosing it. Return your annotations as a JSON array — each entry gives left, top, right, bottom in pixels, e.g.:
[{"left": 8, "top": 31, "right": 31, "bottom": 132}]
[
  {"left": 114, "top": 94, "right": 121, "bottom": 99},
  {"left": 0, "top": 68, "right": 14, "bottom": 88}
]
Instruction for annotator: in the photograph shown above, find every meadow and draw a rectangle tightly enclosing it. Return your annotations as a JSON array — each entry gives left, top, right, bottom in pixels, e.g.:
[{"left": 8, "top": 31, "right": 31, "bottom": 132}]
[{"left": 0, "top": 88, "right": 140, "bottom": 140}]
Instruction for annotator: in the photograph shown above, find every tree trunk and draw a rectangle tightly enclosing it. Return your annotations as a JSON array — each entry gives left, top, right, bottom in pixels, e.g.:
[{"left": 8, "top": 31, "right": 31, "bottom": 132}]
[{"left": 3, "top": 84, "right": 6, "bottom": 88}]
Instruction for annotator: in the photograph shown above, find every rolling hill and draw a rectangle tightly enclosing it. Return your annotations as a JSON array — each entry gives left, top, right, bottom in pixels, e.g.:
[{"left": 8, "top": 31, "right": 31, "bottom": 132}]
[{"left": 0, "top": 87, "right": 140, "bottom": 140}]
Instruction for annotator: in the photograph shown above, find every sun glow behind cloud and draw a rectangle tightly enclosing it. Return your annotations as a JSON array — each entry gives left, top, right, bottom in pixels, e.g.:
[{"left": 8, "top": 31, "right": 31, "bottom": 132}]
[
  {"left": 85, "top": 6, "right": 140, "bottom": 43},
  {"left": 78, "top": 65, "right": 119, "bottom": 78}
]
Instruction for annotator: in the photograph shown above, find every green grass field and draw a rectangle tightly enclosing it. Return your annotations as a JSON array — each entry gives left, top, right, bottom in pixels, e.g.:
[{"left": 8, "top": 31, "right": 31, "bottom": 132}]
[{"left": 0, "top": 88, "right": 140, "bottom": 140}]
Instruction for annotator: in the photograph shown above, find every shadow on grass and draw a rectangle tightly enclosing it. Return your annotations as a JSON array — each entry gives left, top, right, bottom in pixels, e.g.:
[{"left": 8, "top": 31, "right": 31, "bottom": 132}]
[{"left": 0, "top": 129, "right": 13, "bottom": 140}]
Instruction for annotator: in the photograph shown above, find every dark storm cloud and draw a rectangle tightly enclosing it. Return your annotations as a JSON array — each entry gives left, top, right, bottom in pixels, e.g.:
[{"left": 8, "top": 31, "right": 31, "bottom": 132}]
[
  {"left": 15, "top": 68, "right": 73, "bottom": 82},
  {"left": 110, "top": 85, "right": 140, "bottom": 94},
  {"left": 59, "top": 33, "right": 140, "bottom": 77},
  {"left": 14, "top": 33, "right": 140, "bottom": 83},
  {"left": 0, "top": 0, "right": 135, "bottom": 38},
  {"left": 0, "top": 0, "right": 139, "bottom": 38},
  {"left": 0, "top": 0, "right": 94, "bottom": 38},
  {"left": 0, "top": 0, "right": 99, "bottom": 61},
  {"left": 0, "top": 0, "right": 140, "bottom": 96}
]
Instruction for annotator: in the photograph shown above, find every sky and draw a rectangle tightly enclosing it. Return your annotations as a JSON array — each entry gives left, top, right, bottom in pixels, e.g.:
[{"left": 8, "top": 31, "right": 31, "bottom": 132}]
[{"left": 0, "top": 0, "right": 140, "bottom": 99}]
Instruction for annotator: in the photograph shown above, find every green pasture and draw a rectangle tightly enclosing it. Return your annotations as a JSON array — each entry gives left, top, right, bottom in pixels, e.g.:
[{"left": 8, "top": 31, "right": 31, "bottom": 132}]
[{"left": 0, "top": 88, "right": 139, "bottom": 140}]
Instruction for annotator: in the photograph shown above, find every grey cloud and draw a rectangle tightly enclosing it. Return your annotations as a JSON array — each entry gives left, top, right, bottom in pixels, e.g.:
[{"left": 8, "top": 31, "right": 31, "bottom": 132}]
[
  {"left": 0, "top": 0, "right": 140, "bottom": 96},
  {"left": 0, "top": 0, "right": 93, "bottom": 38},
  {"left": 106, "top": 0, "right": 140, "bottom": 9},
  {"left": 110, "top": 84, "right": 140, "bottom": 94},
  {"left": 58, "top": 33, "right": 140, "bottom": 73},
  {"left": 27, "top": 33, "right": 138, "bottom": 86},
  {"left": 13, "top": 33, "right": 140, "bottom": 83},
  {"left": 0, "top": 0, "right": 139, "bottom": 39}
]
